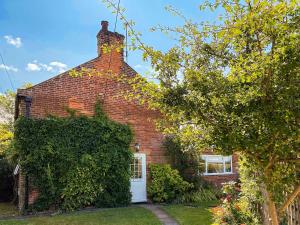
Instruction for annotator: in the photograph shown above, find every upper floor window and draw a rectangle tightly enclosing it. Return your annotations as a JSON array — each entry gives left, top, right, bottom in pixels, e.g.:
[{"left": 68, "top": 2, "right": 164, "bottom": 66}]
[{"left": 201, "top": 155, "right": 232, "bottom": 175}]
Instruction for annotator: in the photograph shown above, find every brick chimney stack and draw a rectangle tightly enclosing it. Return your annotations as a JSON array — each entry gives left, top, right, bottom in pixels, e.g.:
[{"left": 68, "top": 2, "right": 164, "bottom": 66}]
[
  {"left": 97, "top": 20, "right": 124, "bottom": 60},
  {"left": 101, "top": 21, "right": 108, "bottom": 32}
]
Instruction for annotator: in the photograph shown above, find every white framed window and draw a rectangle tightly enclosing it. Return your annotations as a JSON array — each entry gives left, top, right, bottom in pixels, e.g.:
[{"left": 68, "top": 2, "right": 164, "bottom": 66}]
[
  {"left": 130, "top": 156, "right": 143, "bottom": 181},
  {"left": 201, "top": 155, "right": 233, "bottom": 175}
]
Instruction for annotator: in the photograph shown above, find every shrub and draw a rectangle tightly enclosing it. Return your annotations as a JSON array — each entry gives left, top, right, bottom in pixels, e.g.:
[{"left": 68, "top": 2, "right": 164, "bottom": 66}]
[
  {"left": 212, "top": 181, "right": 260, "bottom": 225},
  {"left": 148, "top": 164, "right": 193, "bottom": 203},
  {"left": 14, "top": 102, "right": 133, "bottom": 211}
]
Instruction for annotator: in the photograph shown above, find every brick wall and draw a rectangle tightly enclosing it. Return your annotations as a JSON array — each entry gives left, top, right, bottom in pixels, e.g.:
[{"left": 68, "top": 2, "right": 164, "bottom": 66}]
[
  {"left": 18, "top": 61, "right": 167, "bottom": 166},
  {"left": 17, "top": 21, "right": 168, "bottom": 167}
]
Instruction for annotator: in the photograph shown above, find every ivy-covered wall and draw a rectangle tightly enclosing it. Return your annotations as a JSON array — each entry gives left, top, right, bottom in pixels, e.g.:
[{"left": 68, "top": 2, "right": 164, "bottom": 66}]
[{"left": 14, "top": 104, "right": 133, "bottom": 211}]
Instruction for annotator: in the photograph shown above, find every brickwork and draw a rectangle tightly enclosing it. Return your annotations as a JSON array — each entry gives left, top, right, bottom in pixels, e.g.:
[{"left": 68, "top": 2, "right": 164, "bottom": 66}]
[
  {"left": 28, "top": 188, "right": 39, "bottom": 205},
  {"left": 17, "top": 169, "right": 25, "bottom": 212},
  {"left": 17, "top": 21, "right": 167, "bottom": 167}
]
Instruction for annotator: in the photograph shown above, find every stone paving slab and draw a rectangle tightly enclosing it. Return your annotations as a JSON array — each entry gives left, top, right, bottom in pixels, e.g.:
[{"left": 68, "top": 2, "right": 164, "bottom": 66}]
[{"left": 140, "top": 204, "right": 179, "bottom": 225}]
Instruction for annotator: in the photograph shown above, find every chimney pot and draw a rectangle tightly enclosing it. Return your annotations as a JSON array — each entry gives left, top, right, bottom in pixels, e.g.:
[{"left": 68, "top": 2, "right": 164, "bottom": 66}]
[{"left": 101, "top": 21, "right": 109, "bottom": 32}]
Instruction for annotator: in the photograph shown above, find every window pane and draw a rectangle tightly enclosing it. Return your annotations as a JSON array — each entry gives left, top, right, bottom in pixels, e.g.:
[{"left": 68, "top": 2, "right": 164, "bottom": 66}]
[
  {"left": 225, "top": 159, "right": 231, "bottom": 173},
  {"left": 137, "top": 163, "right": 142, "bottom": 178},
  {"left": 223, "top": 156, "right": 231, "bottom": 162},
  {"left": 130, "top": 165, "right": 133, "bottom": 177},
  {"left": 206, "top": 156, "right": 223, "bottom": 163},
  {"left": 207, "top": 162, "right": 224, "bottom": 173},
  {"left": 130, "top": 157, "right": 142, "bottom": 179},
  {"left": 199, "top": 160, "right": 206, "bottom": 174}
]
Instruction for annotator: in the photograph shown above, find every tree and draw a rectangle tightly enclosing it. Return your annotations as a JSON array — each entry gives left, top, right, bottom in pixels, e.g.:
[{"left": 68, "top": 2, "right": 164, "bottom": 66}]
[
  {"left": 0, "top": 90, "right": 15, "bottom": 157},
  {"left": 0, "top": 84, "right": 32, "bottom": 202},
  {"left": 100, "top": 0, "right": 299, "bottom": 224},
  {"left": 0, "top": 90, "right": 15, "bottom": 202},
  {"left": 0, "top": 83, "right": 32, "bottom": 158}
]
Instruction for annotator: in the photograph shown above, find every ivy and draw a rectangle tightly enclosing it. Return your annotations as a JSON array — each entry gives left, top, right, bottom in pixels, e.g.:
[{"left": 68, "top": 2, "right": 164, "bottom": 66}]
[{"left": 14, "top": 102, "right": 133, "bottom": 211}]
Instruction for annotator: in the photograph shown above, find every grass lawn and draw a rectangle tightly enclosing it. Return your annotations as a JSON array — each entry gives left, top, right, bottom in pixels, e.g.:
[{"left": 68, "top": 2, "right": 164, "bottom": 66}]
[
  {"left": 161, "top": 202, "right": 217, "bottom": 225},
  {"left": 0, "top": 203, "right": 19, "bottom": 217},
  {"left": 0, "top": 207, "right": 161, "bottom": 225}
]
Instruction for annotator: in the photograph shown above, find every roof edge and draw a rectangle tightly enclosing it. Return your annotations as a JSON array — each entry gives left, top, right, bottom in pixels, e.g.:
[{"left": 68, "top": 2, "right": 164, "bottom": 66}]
[{"left": 18, "top": 57, "right": 100, "bottom": 93}]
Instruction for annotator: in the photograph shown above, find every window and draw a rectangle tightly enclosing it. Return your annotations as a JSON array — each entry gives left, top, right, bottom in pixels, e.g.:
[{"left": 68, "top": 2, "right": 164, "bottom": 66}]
[
  {"left": 130, "top": 157, "right": 142, "bottom": 180},
  {"left": 201, "top": 155, "right": 232, "bottom": 175}
]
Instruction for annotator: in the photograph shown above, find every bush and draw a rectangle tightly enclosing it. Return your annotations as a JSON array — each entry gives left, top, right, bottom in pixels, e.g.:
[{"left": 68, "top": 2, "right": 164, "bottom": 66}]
[
  {"left": 148, "top": 164, "right": 193, "bottom": 203},
  {"left": 14, "top": 102, "right": 133, "bottom": 211},
  {"left": 212, "top": 181, "right": 260, "bottom": 225}
]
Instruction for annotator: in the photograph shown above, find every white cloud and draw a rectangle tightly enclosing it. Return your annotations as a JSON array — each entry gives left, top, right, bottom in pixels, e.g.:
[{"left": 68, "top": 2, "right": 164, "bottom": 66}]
[
  {"left": 49, "top": 61, "right": 67, "bottom": 73},
  {"left": 0, "top": 64, "right": 18, "bottom": 72},
  {"left": 4, "top": 35, "right": 22, "bottom": 48},
  {"left": 26, "top": 60, "right": 67, "bottom": 73},
  {"left": 26, "top": 63, "right": 41, "bottom": 71},
  {"left": 39, "top": 63, "right": 53, "bottom": 72}
]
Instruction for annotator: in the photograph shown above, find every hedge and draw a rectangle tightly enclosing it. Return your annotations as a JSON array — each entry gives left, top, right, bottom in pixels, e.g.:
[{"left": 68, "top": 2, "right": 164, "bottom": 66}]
[{"left": 14, "top": 103, "right": 133, "bottom": 211}]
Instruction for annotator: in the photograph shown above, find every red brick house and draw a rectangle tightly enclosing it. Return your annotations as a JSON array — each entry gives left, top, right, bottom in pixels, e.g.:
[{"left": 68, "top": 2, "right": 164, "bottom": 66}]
[{"left": 15, "top": 21, "right": 238, "bottom": 209}]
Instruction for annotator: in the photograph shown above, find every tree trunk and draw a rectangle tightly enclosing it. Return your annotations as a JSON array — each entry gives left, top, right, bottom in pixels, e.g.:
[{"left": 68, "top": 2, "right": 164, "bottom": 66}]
[
  {"left": 267, "top": 195, "right": 279, "bottom": 225},
  {"left": 260, "top": 184, "right": 279, "bottom": 225}
]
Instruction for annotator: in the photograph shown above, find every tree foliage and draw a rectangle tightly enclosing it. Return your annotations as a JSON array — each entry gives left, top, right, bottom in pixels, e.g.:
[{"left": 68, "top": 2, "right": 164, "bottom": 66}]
[
  {"left": 101, "top": 0, "right": 300, "bottom": 224},
  {"left": 0, "top": 90, "right": 15, "bottom": 202},
  {"left": 0, "top": 84, "right": 32, "bottom": 158},
  {"left": 163, "top": 136, "right": 203, "bottom": 183},
  {"left": 0, "top": 90, "right": 15, "bottom": 157}
]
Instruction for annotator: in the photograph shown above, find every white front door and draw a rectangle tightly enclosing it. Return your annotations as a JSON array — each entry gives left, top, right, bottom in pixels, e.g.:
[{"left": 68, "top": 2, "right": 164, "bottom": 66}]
[{"left": 130, "top": 153, "right": 147, "bottom": 203}]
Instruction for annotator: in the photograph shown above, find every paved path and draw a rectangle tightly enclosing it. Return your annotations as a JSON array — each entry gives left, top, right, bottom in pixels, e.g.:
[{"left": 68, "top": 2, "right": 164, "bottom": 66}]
[{"left": 140, "top": 204, "right": 179, "bottom": 225}]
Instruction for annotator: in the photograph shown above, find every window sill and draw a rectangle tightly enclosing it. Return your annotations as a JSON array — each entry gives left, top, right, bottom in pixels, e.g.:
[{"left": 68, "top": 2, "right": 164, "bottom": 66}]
[{"left": 202, "top": 172, "right": 234, "bottom": 176}]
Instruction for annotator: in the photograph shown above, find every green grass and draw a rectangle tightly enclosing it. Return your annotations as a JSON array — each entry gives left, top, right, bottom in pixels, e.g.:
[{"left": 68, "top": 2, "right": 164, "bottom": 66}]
[
  {"left": 161, "top": 202, "right": 217, "bottom": 225},
  {"left": 0, "top": 207, "right": 161, "bottom": 225},
  {"left": 0, "top": 203, "right": 19, "bottom": 217}
]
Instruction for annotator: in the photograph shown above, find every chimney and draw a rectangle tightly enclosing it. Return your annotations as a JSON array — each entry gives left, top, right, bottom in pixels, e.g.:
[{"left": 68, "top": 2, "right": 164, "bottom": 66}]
[
  {"left": 96, "top": 20, "right": 124, "bottom": 59},
  {"left": 101, "top": 21, "right": 108, "bottom": 32}
]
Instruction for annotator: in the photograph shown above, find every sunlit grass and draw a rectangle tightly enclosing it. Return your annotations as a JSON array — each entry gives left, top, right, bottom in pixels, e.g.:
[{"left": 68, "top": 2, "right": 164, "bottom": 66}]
[{"left": 0, "top": 206, "right": 161, "bottom": 225}]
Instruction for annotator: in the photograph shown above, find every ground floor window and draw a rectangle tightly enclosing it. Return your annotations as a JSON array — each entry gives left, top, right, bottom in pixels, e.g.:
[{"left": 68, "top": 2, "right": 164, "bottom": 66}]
[{"left": 201, "top": 155, "right": 232, "bottom": 175}]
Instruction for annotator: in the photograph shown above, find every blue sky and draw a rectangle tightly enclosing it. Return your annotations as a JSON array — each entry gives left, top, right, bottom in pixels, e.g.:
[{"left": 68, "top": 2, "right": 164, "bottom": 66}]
[{"left": 0, "top": 0, "right": 211, "bottom": 93}]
